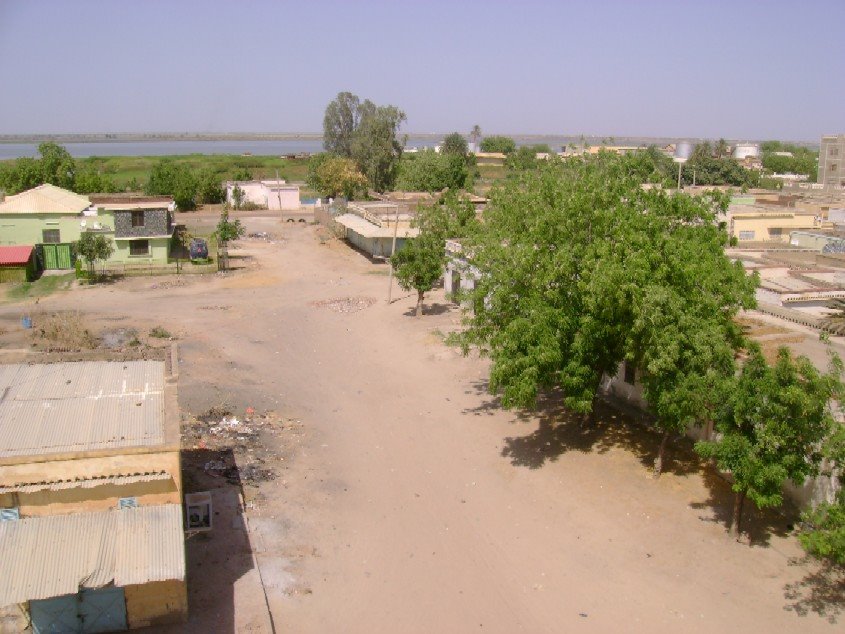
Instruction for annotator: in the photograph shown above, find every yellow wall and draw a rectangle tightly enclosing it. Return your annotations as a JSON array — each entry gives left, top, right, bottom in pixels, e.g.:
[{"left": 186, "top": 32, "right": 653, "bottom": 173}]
[
  {"left": 0, "top": 450, "right": 182, "bottom": 517},
  {"left": 124, "top": 580, "right": 188, "bottom": 629},
  {"left": 730, "top": 214, "right": 819, "bottom": 242}
]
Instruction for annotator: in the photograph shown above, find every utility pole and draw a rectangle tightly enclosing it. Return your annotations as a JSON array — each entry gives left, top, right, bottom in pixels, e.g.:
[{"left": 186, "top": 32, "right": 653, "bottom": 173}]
[{"left": 386, "top": 204, "right": 401, "bottom": 303}]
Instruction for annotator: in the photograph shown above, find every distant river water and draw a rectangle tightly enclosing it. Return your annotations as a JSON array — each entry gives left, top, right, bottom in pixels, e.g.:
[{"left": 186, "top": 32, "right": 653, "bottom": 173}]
[{"left": 0, "top": 137, "right": 449, "bottom": 160}]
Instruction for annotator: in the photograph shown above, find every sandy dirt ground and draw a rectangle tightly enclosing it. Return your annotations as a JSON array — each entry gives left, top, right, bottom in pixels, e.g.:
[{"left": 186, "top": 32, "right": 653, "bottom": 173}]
[{"left": 1, "top": 218, "right": 843, "bottom": 633}]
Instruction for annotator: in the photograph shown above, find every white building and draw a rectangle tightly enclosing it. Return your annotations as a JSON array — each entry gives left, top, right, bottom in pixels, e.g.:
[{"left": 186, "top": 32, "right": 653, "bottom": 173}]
[{"left": 225, "top": 180, "right": 300, "bottom": 211}]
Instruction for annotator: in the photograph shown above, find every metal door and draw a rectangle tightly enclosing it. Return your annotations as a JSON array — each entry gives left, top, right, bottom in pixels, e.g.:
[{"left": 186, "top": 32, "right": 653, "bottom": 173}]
[
  {"left": 78, "top": 587, "right": 127, "bottom": 633},
  {"left": 42, "top": 244, "right": 58, "bottom": 270},
  {"left": 55, "top": 244, "right": 73, "bottom": 270},
  {"left": 30, "top": 594, "right": 80, "bottom": 633},
  {"left": 30, "top": 587, "right": 127, "bottom": 633}
]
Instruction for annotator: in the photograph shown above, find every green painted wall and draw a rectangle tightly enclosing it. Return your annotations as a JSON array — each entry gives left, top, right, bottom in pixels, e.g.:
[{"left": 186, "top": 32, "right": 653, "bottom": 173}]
[
  {"left": 110, "top": 238, "right": 171, "bottom": 264},
  {"left": 0, "top": 213, "right": 90, "bottom": 246}
]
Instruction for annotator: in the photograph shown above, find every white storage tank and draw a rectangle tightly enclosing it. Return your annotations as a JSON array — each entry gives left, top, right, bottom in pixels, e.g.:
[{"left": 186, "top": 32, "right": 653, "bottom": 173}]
[
  {"left": 733, "top": 143, "right": 760, "bottom": 160},
  {"left": 674, "top": 141, "right": 694, "bottom": 162}
]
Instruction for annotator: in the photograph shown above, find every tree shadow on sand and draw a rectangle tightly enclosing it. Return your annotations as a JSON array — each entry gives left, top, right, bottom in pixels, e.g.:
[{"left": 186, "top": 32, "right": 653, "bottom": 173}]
[
  {"left": 783, "top": 557, "right": 845, "bottom": 624},
  {"left": 464, "top": 383, "right": 700, "bottom": 478},
  {"left": 403, "top": 302, "right": 456, "bottom": 317},
  {"left": 687, "top": 467, "right": 797, "bottom": 548},
  {"left": 465, "top": 381, "right": 799, "bottom": 546}
]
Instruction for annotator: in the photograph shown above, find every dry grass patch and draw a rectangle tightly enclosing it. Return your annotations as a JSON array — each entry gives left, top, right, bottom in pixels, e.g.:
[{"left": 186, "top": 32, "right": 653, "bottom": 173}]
[{"left": 32, "top": 312, "right": 97, "bottom": 351}]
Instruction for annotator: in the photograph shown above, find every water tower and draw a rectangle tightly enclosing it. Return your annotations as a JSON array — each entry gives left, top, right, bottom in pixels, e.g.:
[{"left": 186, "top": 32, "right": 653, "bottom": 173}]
[{"left": 673, "top": 141, "right": 695, "bottom": 188}]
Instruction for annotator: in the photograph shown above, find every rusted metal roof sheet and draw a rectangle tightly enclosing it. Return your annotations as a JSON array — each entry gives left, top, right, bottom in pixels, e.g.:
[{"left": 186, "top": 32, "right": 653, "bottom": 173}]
[
  {"left": 0, "top": 184, "right": 90, "bottom": 215},
  {"left": 0, "top": 246, "right": 34, "bottom": 266},
  {"left": 0, "top": 360, "right": 166, "bottom": 458},
  {"left": 0, "top": 504, "right": 185, "bottom": 606},
  {"left": 0, "top": 471, "right": 171, "bottom": 494}
]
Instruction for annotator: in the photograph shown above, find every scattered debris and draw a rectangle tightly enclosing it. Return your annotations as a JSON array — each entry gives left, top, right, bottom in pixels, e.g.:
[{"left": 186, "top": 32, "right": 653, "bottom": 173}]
[
  {"left": 184, "top": 407, "right": 302, "bottom": 490},
  {"left": 310, "top": 296, "right": 377, "bottom": 314},
  {"left": 149, "top": 278, "right": 188, "bottom": 290},
  {"left": 198, "top": 305, "right": 231, "bottom": 311}
]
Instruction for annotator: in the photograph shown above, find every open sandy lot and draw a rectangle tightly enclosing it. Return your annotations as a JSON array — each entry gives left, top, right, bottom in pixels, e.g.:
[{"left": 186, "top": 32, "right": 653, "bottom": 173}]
[{"left": 1, "top": 218, "right": 843, "bottom": 633}]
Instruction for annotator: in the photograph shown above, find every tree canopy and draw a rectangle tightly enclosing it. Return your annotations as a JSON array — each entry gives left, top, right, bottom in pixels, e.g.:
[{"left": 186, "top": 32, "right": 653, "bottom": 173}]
[
  {"left": 0, "top": 142, "right": 119, "bottom": 195},
  {"left": 397, "top": 150, "right": 469, "bottom": 192},
  {"left": 145, "top": 159, "right": 199, "bottom": 210},
  {"left": 456, "top": 154, "right": 756, "bottom": 471},
  {"left": 322, "top": 91, "right": 406, "bottom": 192},
  {"left": 307, "top": 153, "right": 368, "bottom": 199},
  {"left": 441, "top": 133, "right": 469, "bottom": 157},
  {"left": 480, "top": 136, "right": 516, "bottom": 154},
  {"left": 75, "top": 232, "right": 114, "bottom": 278},
  {"left": 696, "top": 345, "right": 843, "bottom": 536}
]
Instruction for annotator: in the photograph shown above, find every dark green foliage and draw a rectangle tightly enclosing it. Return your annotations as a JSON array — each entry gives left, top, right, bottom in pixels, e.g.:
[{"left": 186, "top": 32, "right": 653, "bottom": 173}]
[
  {"left": 441, "top": 133, "right": 469, "bottom": 157},
  {"left": 350, "top": 104, "right": 406, "bottom": 192},
  {"left": 457, "top": 155, "right": 756, "bottom": 474},
  {"left": 196, "top": 169, "right": 225, "bottom": 204},
  {"left": 323, "top": 91, "right": 362, "bottom": 158},
  {"left": 391, "top": 234, "right": 444, "bottom": 317},
  {"left": 37, "top": 142, "right": 76, "bottom": 189},
  {"left": 397, "top": 150, "right": 468, "bottom": 192},
  {"left": 696, "top": 346, "right": 842, "bottom": 535},
  {"left": 322, "top": 92, "right": 407, "bottom": 192},
  {"left": 75, "top": 232, "right": 114, "bottom": 278},
  {"left": 230, "top": 167, "right": 253, "bottom": 182},
  {"left": 505, "top": 145, "right": 551, "bottom": 170},
  {"left": 479, "top": 136, "right": 516, "bottom": 154},
  {"left": 799, "top": 425, "right": 845, "bottom": 563},
  {"left": 145, "top": 159, "right": 198, "bottom": 210},
  {"left": 74, "top": 165, "right": 119, "bottom": 194}
]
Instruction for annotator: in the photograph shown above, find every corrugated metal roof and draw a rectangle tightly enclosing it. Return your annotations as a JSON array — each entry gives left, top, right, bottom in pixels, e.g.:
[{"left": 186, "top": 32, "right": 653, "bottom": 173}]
[
  {"left": 0, "top": 360, "right": 166, "bottom": 458},
  {"left": 0, "top": 504, "right": 185, "bottom": 606},
  {"left": 0, "top": 245, "right": 34, "bottom": 266},
  {"left": 0, "top": 471, "right": 171, "bottom": 494},
  {"left": 0, "top": 184, "right": 91, "bottom": 215},
  {"left": 335, "top": 213, "right": 419, "bottom": 239}
]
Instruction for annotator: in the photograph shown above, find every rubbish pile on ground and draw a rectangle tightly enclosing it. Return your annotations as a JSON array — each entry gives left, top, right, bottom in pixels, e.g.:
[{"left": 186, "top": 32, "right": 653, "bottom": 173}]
[
  {"left": 149, "top": 278, "right": 188, "bottom": 290},
  {"left": 247, "top": 231, "right": 277, "bottom": 241},
  {"left": 183, "top": 407, "right": 300, "bottom": 489},
  {"left": 310, "top": 296, "right": 377, "bottom": 314}
]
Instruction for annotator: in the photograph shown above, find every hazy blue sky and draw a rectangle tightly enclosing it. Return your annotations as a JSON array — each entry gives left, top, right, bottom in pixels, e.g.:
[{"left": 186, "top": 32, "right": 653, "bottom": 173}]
[{"left": 1, "top": 0, "right": 842, "bottom": 140}]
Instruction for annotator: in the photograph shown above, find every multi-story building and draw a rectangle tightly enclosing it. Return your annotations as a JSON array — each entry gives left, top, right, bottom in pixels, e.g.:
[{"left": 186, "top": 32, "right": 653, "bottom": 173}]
[{"left": 818, "top": 134, "right": 845, "bottom": 187}]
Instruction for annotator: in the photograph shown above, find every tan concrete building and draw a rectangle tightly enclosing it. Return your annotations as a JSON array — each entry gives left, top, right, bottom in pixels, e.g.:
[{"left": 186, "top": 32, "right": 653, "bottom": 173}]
[
  {"left": 0, "top": 359, "right": 187, "bottom": 632},
  {"left": 728, "top": 206, "right": 821, "bottom": 242}
]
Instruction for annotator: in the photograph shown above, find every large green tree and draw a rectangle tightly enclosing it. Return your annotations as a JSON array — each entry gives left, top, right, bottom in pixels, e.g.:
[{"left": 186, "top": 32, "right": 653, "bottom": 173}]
[
  {"left": 799, "top": 425, "right": 845, "bottom": 563},
  {"left": 321, "top": 92, "right": 407, "bottom": 192},
  {"left": 696, "top": 345, "right": 843, "bottom": 537},
  {"left": 309, "top": 154, "right": 368, "bottom": 198},
  {"left": 441, "top": 133, "right": 469, "bottom": 157},
  {"left": 351, "top": 103, "right": 406, "bottom": 192},
  {"left": 145, "top": 159, "right": 198, "bottom": 210},
  {"left": 37, "top": 142, "right": 76, "bottom": 190},
  {"left": 323, "top": 91, "right": 364, "bottom": 158},
  {"left": 397, "top": 150, "right": 468, "bottom": 192},
  {"left": 479, "top": 136, "right": 516, "bottom": 154},
  {"left": 457, "top": 155, "right": 756, "bottom": 472}
]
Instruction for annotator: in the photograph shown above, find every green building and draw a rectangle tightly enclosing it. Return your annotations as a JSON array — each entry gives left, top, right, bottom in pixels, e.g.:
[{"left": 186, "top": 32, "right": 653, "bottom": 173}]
[
  {"left": 0, "top": 186, "right": 176, "bottom": 270},
  {"left": 0, "top": 184, "right": 91, "bottom": 269}
]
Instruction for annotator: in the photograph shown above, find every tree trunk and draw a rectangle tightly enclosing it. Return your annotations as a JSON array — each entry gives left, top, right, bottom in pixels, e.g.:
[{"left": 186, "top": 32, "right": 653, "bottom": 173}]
[
  {"left": 653, "top": 429, "right": 670, "bottom": 477},
  {"left": 729, "top": 490, "right": 747, "bottom": 538},
  {"left": 580, "top": 382, "right": 602, "bottom": 427},
  {"left": 415, "top": 290, "right": 424, "bottom": 317}
]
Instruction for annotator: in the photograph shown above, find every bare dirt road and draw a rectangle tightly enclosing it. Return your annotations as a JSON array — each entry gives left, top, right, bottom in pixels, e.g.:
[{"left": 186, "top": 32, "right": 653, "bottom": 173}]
[{"left": 2, "top": 219, "right": 842, "bottom": 633}]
